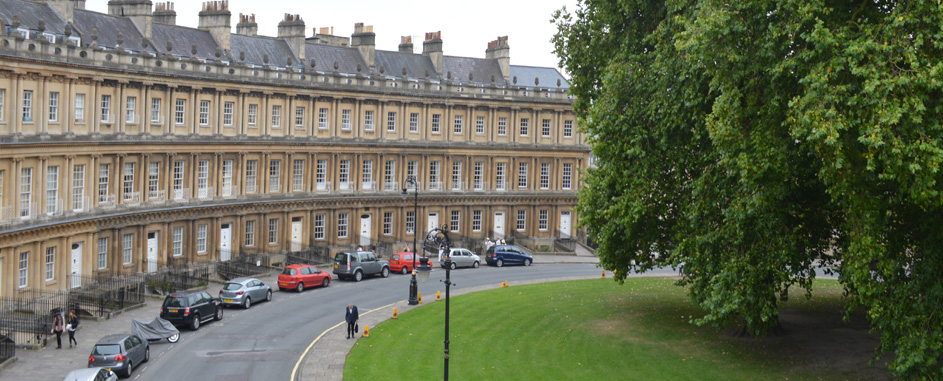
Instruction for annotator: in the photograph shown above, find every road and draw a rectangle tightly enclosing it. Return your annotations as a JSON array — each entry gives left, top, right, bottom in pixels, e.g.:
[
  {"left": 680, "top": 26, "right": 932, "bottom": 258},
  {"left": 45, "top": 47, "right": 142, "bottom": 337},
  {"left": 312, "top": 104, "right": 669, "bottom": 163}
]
[{"left": 127, "top": 262, "right": 649, "bottom": 380}]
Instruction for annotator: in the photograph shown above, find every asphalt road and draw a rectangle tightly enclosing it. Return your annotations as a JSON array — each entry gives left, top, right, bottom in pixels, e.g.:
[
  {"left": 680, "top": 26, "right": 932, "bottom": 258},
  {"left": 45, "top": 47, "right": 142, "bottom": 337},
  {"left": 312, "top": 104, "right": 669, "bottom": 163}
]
[{"left": 123, "top": 262, "right": 645, "bottom": 381}]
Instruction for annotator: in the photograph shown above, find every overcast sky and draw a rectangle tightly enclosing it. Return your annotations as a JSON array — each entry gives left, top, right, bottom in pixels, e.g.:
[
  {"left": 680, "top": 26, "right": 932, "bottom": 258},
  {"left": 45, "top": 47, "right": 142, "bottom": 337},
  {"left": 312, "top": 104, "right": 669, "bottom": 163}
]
[{"left": 84, "top": 0, "right": 579, "bottom": 74}]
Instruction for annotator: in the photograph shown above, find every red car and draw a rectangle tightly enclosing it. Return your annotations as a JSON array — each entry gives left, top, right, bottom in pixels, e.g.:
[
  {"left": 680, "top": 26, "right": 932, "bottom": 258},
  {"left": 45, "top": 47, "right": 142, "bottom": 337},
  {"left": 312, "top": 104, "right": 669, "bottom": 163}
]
[
  {"left": 278, "top": 264, "right": 331, "bottom": 292},
  {"left": 388, "top": 252, "right": 420, "bottom": 275}
]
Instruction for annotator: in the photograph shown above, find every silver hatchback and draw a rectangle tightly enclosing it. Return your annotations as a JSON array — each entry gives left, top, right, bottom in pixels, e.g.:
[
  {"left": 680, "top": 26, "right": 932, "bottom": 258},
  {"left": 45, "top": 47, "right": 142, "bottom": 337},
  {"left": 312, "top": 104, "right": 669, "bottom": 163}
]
[
  {"left": 219, "top": 277, "right": 272, "bottom": 309},
  {"left": 87, "top": 334, "right": 149, "bottom": 378},
  {"left": 438, "top": 248, "right": 481, "bottom": 269}
]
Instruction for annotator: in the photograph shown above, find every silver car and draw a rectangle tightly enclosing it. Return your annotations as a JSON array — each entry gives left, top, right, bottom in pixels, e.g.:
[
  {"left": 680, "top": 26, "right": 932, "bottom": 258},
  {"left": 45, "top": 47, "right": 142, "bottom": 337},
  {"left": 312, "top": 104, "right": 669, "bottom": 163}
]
[
  {"left": 219, "top": 277, "right": 272, "bottom": 309},
  {"left": 87, "top": 334, "right": 149, "bottom": 378},
  {"left": 63, "top": 367, "right": 118, "bottom": 381},
  {"left": 439, "top": 248, "right": 481, "bottom": 270}
]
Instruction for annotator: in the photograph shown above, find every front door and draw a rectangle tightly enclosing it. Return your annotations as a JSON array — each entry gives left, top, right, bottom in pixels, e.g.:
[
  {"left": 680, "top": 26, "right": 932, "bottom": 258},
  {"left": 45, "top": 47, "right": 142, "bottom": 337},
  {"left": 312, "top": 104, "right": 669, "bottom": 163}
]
[
  {"left": 146, "top": 232, "right": 158, "bottom": 273},
  {"left": 71, "top": 242, "right": 83, "bottom": 288},
  {"left": 360, "top": 214, "right": 372, "bottom": 247},
  {"left": 427, "top": 213, "right": 439, "bottom": 234},
  {"left": 493, "top": 211, "right": 505, "bottom": 239},
  {"left": 560, "top": 211, "right": 572, "bottom": 239},
  {"left": 220, "top": 223, "right": 232, "bottom": 261},
  {"left": 291, "top": 218, "right": 303, "bottom": 252}
]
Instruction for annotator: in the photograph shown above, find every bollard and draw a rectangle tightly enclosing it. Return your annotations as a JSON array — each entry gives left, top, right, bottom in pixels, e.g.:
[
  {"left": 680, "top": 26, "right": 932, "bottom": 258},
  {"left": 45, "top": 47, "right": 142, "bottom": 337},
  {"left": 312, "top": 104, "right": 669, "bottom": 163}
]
[{"left": 392, "top": 307, "right": 398, "bottom": 319}]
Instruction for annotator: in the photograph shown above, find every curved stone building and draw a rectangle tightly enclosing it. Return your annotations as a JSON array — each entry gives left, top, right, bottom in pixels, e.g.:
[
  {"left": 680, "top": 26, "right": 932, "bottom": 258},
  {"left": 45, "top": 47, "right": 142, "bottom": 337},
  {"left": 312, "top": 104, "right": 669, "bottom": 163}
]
[{"left": 0, "top": 0, "right": 587, "bottom": 297}]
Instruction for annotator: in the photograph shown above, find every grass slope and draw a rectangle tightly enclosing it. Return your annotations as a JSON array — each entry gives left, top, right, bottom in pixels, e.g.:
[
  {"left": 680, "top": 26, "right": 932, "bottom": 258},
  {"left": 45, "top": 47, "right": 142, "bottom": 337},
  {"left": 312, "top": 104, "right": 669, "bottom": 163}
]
[{"left": 345, "top": 278, "right": 877, "bottom": 380}]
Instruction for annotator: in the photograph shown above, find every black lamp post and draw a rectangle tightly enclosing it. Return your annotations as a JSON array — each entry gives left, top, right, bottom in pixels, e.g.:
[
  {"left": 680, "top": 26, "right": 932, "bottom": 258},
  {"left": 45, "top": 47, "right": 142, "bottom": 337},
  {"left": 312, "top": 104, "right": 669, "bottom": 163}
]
[
  {"left": 402, "top": 176, "right": 420, "bottom": 305},
  {"left": 415, "top": 226, "right": 452, "bottom": 380}
]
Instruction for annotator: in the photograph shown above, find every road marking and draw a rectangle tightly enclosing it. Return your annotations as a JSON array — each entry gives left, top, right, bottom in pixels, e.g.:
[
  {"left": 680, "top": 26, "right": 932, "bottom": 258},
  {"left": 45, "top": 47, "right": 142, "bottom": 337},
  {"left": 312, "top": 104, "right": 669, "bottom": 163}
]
[{"left": 289, "top": 301, "right": 401, "bottom": 381}]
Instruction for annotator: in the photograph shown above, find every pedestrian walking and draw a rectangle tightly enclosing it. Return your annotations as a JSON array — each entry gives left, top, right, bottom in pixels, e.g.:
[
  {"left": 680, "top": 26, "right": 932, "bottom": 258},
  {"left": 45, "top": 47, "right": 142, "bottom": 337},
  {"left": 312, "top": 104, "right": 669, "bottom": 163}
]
[
  {"left": 51, "top": 312, "right": 64, "bottom": 349},
  {"left": 345, "top": 304, "right": 359, "bottom": 339},
  {"left": 67, "top": 309, "right": 79, "bottom": 348}
]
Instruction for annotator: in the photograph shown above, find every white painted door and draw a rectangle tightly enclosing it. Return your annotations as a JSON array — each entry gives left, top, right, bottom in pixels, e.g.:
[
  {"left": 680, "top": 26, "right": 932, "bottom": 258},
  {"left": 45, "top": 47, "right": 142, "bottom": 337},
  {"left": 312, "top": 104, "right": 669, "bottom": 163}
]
[
  {"left": 146, "top": 232, "right": 158, "bottom": 273},
  {"left": 493, "top": 212, "right": 505, "bottom": 239},
  {"left": 560, "top": 211, "right": 572, "bottom": 239},
  {"left": 71, "top": 243, "right": 83, "bottom": 288},
  {"left": 220, "top": 223, "right": 232, "bottom": 261},
  {"left": 360, "top": 214, "right": 372, "bottom": 247},
  {"left": 291, "top": 218, "right": 303, "bottom": 252},
  {"left": 427, "top": 213, "right": 439, "bottom": 235}
]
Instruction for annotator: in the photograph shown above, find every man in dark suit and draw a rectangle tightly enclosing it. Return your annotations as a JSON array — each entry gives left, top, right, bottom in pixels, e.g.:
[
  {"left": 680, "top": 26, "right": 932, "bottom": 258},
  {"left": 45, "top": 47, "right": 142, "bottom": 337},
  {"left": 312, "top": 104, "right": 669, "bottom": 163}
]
[{"left": 345, "top": 304, "right": 359, "bottom": 339}]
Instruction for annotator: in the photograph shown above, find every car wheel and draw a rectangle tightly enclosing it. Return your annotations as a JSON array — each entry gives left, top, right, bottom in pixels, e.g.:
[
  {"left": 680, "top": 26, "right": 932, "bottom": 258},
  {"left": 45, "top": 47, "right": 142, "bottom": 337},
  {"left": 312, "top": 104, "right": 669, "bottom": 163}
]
[
  {"left": 322, "top": 277, "right": 330, "bottom": 287},
  {"left": 266, "top": 290, "right": 273, "bottom": 301},
  {"left": 144, "top": 346, "right": 150, "bottom": 363},
  {"left": 243, "top": 297, "right": 251, "bottom": 309},
  {"left": 168, "top": 333, "right": 179, "bottom": 343},
  {"left": 524, "top": 259, "right": 532, "bottom": 266},
  {"left": 297, "top": 282, "right": 305, "bottom": 292},
  {"left": 450, "top": 262, "right": 457, "bottom": 270},
  {"left": 496, "top": 259, "right": 504, "bottom": 267},
  {"left": 473, "top": 261, "right": 480, "bottom": 269},
  {"left": 381, "top": 267, "right": 390, "bottom": 278},
  {"left": 354, "top": 270, "right": 363, "bottom": 282},
  {"left": 401, "top": 266, "right": 409, "bottom": 275},
  {"left": 125, "top": 361, "right": 133, "bottom": 377},
  {"left": 191, "top": 314, "right": 201, "bottom": 331},
  {"left": 215, "top": 306, "right": 224, "bottom": 321}
]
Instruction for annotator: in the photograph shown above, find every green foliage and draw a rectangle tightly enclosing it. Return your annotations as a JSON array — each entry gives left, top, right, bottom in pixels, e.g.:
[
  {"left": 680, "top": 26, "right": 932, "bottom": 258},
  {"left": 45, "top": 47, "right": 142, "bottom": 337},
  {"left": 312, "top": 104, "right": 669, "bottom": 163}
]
[{"left": 554, "top": 0, "right": 943, "bottom": 377}]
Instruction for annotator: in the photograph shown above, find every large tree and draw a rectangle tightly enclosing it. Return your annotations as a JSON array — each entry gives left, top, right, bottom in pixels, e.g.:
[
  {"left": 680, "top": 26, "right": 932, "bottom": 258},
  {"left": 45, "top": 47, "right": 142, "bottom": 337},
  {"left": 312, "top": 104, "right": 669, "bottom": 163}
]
[{"left": 554, "top": 0, "right": 943, "bottom": 377}]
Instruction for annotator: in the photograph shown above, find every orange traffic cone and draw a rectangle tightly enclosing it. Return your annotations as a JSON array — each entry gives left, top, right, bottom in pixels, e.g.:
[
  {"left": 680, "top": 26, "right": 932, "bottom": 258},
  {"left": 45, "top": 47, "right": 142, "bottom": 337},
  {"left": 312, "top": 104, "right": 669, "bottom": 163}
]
[
  {"left": 418, "top": 292, "right": 423, "bottom": 304},
  {"left": 436, "top": 291, "right": 442, "bottom": 301},
  {"left": 499, "top": 282, "right": 505, "bottom": 288},
  {"left": 392, "top": 307, "right": 398, "bottom": 319},
  {"left": 504, "top": 281, "right": 509, "bottom": 287},
  {"left": 601, "top": 270, "right": 606, "bottom": 279},
  {"left": 363, "top": 325, "right": 370, "bottom": 337}
]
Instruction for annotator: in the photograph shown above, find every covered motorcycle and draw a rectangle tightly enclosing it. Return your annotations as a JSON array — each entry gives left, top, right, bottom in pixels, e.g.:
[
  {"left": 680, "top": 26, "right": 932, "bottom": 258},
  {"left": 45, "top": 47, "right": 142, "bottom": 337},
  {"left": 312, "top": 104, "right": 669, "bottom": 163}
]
[{"left": 131, "top": 317, "right": 180, "bottom": 343}]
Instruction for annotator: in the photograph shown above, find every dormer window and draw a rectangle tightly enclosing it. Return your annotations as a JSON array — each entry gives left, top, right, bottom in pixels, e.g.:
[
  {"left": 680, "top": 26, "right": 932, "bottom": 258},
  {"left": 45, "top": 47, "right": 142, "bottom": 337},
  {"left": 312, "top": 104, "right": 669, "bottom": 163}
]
[
  {"left": 42, "top": 33, "right": 56, "bottom": 43},
  {"left": 17, "top": 27, "right": 29, "bottom": 39},
  {"left": 68, "top": 36, "right": 81, "bottom": 46}
]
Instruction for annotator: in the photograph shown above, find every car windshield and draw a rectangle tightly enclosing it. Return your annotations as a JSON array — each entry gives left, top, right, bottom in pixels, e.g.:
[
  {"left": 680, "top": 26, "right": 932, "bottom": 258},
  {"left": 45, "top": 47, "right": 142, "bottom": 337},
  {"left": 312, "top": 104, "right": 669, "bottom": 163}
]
[
  {"left": 162, "top": 296, "right": 186, "bottom": 308},
  {"left": 223, "top": 283, "right": 242, "bottom": 290},
  {"left": 92, "top": 344, "right": 121, "bottom": 355},
  {"left": 281, "top": 268, "right": 297, "bottom": 276}
]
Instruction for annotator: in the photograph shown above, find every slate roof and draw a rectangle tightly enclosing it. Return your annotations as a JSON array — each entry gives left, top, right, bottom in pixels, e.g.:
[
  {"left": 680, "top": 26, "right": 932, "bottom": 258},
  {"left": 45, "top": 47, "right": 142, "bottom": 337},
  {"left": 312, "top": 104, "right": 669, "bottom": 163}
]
[
  {"left": 510, "top": 66, "right": 570, "bottom": 89},
  {"left": 442, "top": 56, "right": 508, "bottom": 86},
  {"left": 73, "top": 9, "right": 152, "bottom": 53},
  {"left": 150, "top": 23, "right": 224, "bottom": 62},
  {"left": 0, "top": 0, "right": 68, "bottom": 34},
  {"left": 375, "top": 50, "right": 439, "bottom": 80},
  {"left": 231, "top": 34, "right": 299, "bottom": 69},
  {"left": 304, "top": 43, "right": 367, "bottom": 75}
]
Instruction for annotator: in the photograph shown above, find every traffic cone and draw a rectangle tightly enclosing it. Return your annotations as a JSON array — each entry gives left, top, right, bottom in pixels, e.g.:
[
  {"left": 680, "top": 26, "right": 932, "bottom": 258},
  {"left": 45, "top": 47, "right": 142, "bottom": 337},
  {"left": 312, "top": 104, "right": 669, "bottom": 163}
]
[
  {"left": 436, "top": 291, "right": 442, "bottom": 301},
  {"left": 601, "top": 270, "right": 606, "bottom": 279},
  {"left": 503, "top": 281, "right": 509, "bottom": 287},
  {"left": 418, "top": 292, "right": 423, "bottom": 304},
  {"left": 392, "top": 307, "right": 398, "bottom": 319},
  {"left": 499, "top": 281, "right": 505, "bottom": 288},
  {"left": 363, "top": 325, "right": 370, "bottom": 337}
]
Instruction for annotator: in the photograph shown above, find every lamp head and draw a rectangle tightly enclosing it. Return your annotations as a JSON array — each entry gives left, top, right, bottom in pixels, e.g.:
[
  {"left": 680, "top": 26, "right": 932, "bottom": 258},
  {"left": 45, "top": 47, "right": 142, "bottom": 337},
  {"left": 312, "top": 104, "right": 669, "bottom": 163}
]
[{"left": 416, "top": 257, "right": 432, "bottom": 283}]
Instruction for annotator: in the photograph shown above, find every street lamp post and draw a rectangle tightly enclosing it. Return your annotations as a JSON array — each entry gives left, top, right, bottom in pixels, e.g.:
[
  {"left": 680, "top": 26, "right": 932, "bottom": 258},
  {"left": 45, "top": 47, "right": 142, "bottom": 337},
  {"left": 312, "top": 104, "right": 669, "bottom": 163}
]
[
  {"left": 402, "top": 176, "right": 420, "bottom": 305},
  {"left": 416, "top": 226, "right": 452, "bottom": 380}
]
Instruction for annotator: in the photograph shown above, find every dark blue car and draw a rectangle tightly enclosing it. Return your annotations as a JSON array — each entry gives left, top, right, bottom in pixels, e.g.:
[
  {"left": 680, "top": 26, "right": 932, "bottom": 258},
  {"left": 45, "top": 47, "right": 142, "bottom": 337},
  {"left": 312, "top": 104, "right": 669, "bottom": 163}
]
[{"left": 485, "top": 244, "right": 533, "bottom": 267}]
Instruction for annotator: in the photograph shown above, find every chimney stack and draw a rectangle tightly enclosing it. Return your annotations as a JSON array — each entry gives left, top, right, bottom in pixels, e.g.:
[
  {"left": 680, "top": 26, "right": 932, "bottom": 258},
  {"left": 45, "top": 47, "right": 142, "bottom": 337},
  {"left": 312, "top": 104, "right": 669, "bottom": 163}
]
[
  {"left": 398, "top": 36, "right": 413, "bottom": 54},
  {"left": 153, "top": 1, "right": 175, "bottom": 25},
  {"left": 423, "top": 31, "right": 443, "bottom": 77},
  {"left": 278, "top": 14, "right": 305, "bottom": 62},
  {"left": 486, "top": 36, "right": 510, "bottom": 82},
  {"left": 198, "top": 1, "right": 231, "bottom": 52},
  {"left": 351, "top": 23, "right": 376, "bottom": 71},
  {"left": 107, "top": 1, "right": 153, "bottom": 38},
  {"left": 236, "top": 13, "right": 257, "bottom": 36}
]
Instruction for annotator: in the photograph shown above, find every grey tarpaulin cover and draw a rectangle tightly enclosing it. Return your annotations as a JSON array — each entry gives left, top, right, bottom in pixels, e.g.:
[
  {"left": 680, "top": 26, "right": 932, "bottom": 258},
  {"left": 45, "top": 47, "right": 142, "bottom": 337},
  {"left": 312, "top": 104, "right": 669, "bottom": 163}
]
[{"left": 131, "top": 317, "right": 179, "bottom": 340}]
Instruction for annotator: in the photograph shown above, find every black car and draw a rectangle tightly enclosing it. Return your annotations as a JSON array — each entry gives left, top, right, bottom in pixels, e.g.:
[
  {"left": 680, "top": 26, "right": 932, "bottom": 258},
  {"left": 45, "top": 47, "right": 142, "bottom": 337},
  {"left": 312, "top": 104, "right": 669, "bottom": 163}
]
[
  {"left": 159, "top": 291, "right": 223, "bottom": 330},
  {"left": 87, "top": 334, "right": 149, "bottom": 378}
]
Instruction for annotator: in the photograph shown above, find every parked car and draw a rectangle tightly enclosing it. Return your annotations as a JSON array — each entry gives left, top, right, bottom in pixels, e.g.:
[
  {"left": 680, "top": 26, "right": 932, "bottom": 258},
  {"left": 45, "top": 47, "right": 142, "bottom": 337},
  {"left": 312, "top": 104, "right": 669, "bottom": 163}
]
[
  {"left": 485, "top": 244, "right": 533, "bottom": 267},
  {"left": 333, "top": 251, "right": 390, "bottom": 281},
  {"left": 64, "top": 367, "right": 118, "bottom": 381},
  {"left": 87, "top": 334, "right": 149, "bottom": 378},
  {"left": 159, "top": 291, "right": 223, "bottom": 331},
  {"left": 389, "top": 252, "right": 420, "bottom": 274},
  {"left": 438, "top": 248, "right": 481, "bottom": 270},
  {"left": 219, "top": 277, "right": 272, "bottom": 309},
  {"left": 278, "top": 264, "right": 331, "bottom": 292}
]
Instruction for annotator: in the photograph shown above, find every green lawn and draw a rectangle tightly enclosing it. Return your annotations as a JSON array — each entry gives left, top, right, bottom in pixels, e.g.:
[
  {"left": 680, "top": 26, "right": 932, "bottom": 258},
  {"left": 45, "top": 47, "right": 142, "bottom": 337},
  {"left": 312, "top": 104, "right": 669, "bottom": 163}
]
[{"left": 345, "top": 278, "right": 870, "bottom": 380}]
